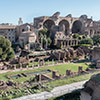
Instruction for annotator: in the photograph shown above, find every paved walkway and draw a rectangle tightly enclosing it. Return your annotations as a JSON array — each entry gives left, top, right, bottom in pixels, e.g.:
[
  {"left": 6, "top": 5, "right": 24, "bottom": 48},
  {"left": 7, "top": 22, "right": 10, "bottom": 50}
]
[{"left": 13, "top": 80, "right": 87, "bottom": 100}]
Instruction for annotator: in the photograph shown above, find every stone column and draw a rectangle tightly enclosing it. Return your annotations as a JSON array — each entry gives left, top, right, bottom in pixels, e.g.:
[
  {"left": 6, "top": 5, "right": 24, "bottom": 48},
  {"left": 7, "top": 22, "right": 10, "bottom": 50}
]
[
  {"left": 58, "top": 53, "right": 61, "bottom": 62},
  {"left": 70, "top": 40, "right": 72, "bottom": 46},
  {"left": 68, "top": 29, "right": 72, "bottom": 35},
  {"left": 67, "top": 40, "right": 69, "bottom": 47},
  {"left": 45, "top": 39, "right": 48, "bottom": 50},
  {"left": 41, "top": 37, "right": 43, "bottom": 50},
  {"left": 14, "top": 65, "right": 16, "bottom": 70},
  {"left": 32, "top": 61, "right": 34, "bottom": 68},
  {"left": 48, "top": 60, "right": 49, "bottom": 65},
  {"left": 64, "top": 41, "right": 66, "bottom": 48},
  {"left": 76, "top": 40, "right": 78, "bottom": 45},
  {"left": 52, "top": 59, "right": 54, "bottom": 65},
  {"left": 26, "top": 65, "right": 28, "bottom": 70},
  {"left": 63, "top": 58, "right": 65, "bottom": 63}
]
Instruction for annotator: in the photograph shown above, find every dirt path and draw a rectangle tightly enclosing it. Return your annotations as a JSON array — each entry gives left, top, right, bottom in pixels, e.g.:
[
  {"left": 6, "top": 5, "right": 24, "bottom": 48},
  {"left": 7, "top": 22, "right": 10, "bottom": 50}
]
[{"left": 13, "top": 80, "right": 87, "bottom": 100}]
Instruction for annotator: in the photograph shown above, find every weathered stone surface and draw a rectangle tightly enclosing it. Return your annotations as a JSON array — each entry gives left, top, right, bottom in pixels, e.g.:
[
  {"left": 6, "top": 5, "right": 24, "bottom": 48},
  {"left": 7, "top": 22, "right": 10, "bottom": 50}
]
[
  {"left": 80, "top": 73, "right": 100, "bottom": 100},
  {"left": 90, "top": 47, "right": 100, "bottom": 61}
]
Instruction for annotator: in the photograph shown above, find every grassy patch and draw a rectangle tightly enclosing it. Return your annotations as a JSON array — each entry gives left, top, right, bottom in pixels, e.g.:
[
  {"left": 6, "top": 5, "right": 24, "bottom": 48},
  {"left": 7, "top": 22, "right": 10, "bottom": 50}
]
[
  {"left": 43, "top": 71, "right": 100, "bottom": 87},
  {"left": 0, "top": 62, "right": 89, "bottom": 83},
  {"left": 1, "top": 71, "right": 100, "bottom": 100}
]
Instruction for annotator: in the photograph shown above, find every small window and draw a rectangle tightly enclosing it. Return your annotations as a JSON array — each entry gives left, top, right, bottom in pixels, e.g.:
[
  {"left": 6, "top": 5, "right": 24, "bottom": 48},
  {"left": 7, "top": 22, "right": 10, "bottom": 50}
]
[
  {"left": 12, "top": 37, "right": 14, "bottom": 39},
  {"left": 22, "top": 29, "right": 25, "bottom": 32}
]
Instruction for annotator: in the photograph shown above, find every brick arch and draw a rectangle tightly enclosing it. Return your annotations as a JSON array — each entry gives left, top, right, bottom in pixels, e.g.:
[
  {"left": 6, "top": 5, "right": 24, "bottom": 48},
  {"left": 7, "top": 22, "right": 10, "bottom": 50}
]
[
  {"left": 72, "top": 20, "right": 82, "bottom": 34},
  {"left": 43, "top": 19, "right": 55, "bottom": 30},
  {"left": 58, "top": 19, "right": 70, "bottom": 35}
]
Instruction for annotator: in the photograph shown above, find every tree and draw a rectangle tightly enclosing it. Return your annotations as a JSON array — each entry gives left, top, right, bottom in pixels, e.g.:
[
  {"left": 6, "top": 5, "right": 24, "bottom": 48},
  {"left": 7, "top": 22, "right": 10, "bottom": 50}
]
[
  {"left": 73, "top": 33, "right": 80, "bottom": 39},
  {"left": 0, "top": 36, "right": 15, "bottom": 61},
  {"left": 38, "top": 28, "right": 50, "bottom": 37},
  {"left": 47, "top": 37, "right": 52, "bottom": 46},
  {"left": 79, "top": 38, "right": 93, "bottom": 45},
  {"left": 38, "top": 29, "right": 52, "bottom": 48},
  {"left": 60, "top": 42, "right": 63, "bottom": 49},
  {"left": 82, "top": 35, "right": 86, "bottom": 39},
  {"left": 92, "top": 34, "right": 100, "bottom": 45}
]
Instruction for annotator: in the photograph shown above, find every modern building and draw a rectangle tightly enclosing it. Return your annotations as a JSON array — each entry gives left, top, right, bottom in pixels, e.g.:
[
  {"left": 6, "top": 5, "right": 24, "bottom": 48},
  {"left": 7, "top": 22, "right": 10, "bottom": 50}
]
[{"left": 0, "top": 23, "right": 16, "bottom": 43}]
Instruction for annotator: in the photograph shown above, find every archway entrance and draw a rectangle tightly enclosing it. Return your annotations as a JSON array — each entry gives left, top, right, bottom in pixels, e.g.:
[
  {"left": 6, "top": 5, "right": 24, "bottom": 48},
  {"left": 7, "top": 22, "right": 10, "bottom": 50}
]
[
  {"left": 43, "top": 19, "right": 55, "bottom": 31},
  {"left": 72, "top": 20, "right": 82, "bottom": 34},
  {"left": 59, "top": 20, "right": 69, "bottom": 35}
]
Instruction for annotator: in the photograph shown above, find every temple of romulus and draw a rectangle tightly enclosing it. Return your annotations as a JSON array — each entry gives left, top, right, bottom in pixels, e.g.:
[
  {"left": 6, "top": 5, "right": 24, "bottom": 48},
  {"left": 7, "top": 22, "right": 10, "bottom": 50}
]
[{"left": 0, "top": 12, "right": 100, "bottom": 49}]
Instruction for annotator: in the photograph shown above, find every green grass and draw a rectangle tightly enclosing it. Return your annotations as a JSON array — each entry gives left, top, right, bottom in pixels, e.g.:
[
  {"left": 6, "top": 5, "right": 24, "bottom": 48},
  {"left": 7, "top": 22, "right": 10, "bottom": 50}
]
[
  {"left": 0, "top": 62, "right": 99, "bottom": 100},
  {"left": 44, "top": 71, "right": 100, "bottom": 88},
  {"left": 29, "top": 62, "right": 38, "bottom": 66},
  {"left": 1, "top": 71, "right": 100, "bottom": 100},
  {"left": 0, "top": 61, "right": 98, "bottom": 100},
  {"left": 0, "top": 62, "right": 89, "bottom": 83}
]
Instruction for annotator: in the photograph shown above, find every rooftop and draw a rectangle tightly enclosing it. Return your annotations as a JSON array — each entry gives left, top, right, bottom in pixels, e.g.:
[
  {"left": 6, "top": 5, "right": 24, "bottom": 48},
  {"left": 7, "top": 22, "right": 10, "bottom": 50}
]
[{"left": 0, "top": 25, "right": 16, "bottom": 29}]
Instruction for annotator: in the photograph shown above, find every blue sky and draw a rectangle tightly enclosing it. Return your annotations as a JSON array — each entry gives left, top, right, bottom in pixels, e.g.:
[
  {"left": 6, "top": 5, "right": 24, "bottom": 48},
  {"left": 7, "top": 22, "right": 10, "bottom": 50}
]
[{"left": 0, "top": 0, "right": 100, "bottom": 24}]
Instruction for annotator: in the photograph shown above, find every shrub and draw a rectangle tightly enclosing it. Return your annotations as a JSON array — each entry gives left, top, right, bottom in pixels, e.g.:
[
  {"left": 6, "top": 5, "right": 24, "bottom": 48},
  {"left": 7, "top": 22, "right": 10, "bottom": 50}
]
[
  {"left": 73, "top": 57, "right": 79, "bottom": 61},
  {"left": 79, "top": 38, "right": 93, "bottom": 45},
  {"left": 92, "top": 34, "right": 100, "bottom": 45},
  {"left": 67, "top": 57, "right": 72, "bottom": 61},
  {"left": 82, "top": 35, "right": 86, "bottom": 39},
  {"left": 2, "top": 96, "right": 12, "bottom": 100},
  {"left": 0, "top": 36, "right": 15, "bottom": 61},
  {"left": 73, "top": 33, "right": 79, "bottom": 39},
  {"left": 35, "top": 48, "right": 41, "bottom": 51}
]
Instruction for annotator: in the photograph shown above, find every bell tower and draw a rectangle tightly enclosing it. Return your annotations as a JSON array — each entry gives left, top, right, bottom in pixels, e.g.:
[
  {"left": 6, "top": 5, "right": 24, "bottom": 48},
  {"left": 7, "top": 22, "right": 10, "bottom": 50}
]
[{"left": 18, "top": 17, "right": 23, "bottom": 25}]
